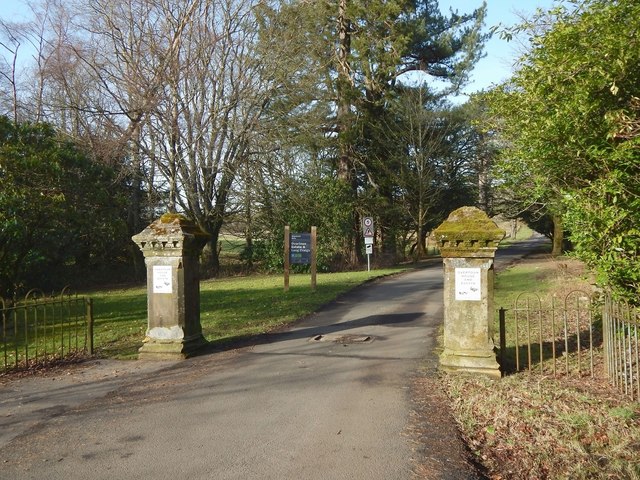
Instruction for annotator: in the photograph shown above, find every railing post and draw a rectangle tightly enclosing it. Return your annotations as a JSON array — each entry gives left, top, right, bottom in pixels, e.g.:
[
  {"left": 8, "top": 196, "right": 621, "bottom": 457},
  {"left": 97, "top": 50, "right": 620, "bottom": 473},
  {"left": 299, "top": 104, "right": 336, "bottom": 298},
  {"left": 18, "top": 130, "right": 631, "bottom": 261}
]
[
  {"left": 499, "top": 307, "right": 506, "bottom": 376},
  {"left": 86, "top": 298, "right": 94, "bottom": 356}
]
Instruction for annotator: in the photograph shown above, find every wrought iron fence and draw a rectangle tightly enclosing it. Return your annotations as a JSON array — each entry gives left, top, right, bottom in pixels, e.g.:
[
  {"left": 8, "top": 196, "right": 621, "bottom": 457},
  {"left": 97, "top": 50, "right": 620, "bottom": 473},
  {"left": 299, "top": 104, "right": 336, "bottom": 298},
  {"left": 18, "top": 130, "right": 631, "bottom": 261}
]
[
  {"left": 603, "top": 295, "right": 640, "bottom": 400},
  {"left": 498, "top": 290, "right": 640, "bottom": 399},
  {"left": 498, "top": 290, "right": 597, "bottom": 378},
  {"left": 1, "top": 288, "right": 94, "bottom": 374}
]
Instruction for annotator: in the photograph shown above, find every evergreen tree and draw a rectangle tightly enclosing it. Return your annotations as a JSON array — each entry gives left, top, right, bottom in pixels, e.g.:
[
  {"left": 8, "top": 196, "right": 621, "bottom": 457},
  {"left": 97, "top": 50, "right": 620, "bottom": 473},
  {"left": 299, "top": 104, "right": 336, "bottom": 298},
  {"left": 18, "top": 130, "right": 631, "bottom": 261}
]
[
  {"left": 0, "top": 117, "right": 130, "bottom": 296},
  {"left": 257, "top": 0, "right": 488, "bottom": 265}
]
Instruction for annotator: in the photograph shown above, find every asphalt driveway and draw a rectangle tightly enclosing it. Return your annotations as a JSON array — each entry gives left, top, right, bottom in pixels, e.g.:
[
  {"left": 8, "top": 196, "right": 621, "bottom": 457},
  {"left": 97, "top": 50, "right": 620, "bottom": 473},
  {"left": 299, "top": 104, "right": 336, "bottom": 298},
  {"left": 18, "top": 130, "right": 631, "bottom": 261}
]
[{"left": 1, "top": 245, "right": 549, "bottom": 479}]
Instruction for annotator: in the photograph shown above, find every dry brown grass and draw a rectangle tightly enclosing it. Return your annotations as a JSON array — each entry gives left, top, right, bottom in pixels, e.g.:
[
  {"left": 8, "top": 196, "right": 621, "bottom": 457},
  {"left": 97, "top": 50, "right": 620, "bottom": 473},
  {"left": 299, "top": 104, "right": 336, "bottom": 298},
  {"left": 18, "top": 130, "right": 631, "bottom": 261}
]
[{"left": 443, "top": 372, "right": 640, "bottom": 479}]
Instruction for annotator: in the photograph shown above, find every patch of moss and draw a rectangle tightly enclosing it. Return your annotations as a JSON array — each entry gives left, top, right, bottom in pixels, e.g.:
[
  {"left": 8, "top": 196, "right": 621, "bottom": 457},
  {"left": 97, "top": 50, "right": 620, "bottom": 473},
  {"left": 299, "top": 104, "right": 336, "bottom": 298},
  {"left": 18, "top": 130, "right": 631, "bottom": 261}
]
[
  {"left": 150, "top": 213, "right": 210, "bottom": 240},
  {"left": 159, "top": 212, "right": 189, "bottom": 224},
  {"left": 434, "top": 207, "right": 505, "bottom": 242}
]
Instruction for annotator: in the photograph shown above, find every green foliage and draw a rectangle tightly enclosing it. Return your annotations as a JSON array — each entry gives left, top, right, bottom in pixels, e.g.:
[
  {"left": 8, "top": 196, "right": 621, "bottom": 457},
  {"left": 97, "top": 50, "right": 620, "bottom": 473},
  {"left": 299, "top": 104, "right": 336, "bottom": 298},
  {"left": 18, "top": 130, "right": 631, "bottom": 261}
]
[
  {"left": 250, "top": 176, "right": 355, "bottom": 272},
  {"left": 563, "top": 168, "right": 640, "bottom": 297},
  {"left": 0, "top": 117, "right": 130, "bottom": 297},
  {"left": 342, "top": 0, "right": 488, "bottom": 96},
  {"left": 255, "top": 1, "right": 489, "bottom": 263},
  {"left": 347, "top": 2, "right": 488, "bottom": 258},
  {"left": 486, "top": 0, "right": 640, "bottom": 299},
  {"left": 371, "top": 87, "right": 488, "bottom": 258}
]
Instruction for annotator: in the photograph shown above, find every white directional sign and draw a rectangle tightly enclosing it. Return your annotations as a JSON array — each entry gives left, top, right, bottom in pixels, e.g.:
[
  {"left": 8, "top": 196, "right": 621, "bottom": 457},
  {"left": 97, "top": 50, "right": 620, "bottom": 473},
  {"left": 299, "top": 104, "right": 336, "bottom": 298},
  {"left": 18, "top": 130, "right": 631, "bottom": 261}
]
[{"left": 362, "top": 217, "right": 374, "bottom": 238}]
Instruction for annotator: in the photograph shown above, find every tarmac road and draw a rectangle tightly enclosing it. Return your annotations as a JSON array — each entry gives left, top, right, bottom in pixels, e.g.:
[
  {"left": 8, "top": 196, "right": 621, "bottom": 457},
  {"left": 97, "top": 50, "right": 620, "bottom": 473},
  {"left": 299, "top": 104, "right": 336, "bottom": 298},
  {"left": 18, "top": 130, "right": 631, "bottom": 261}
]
[
  {"left": 494, "top": 232, "right": 550, "bottom": 270},
  {"left": 1, "top": 263, "right": 466, "bottom": 479},
  {"left": 0, "top": 236, "right": 549, "bottom": 480}
]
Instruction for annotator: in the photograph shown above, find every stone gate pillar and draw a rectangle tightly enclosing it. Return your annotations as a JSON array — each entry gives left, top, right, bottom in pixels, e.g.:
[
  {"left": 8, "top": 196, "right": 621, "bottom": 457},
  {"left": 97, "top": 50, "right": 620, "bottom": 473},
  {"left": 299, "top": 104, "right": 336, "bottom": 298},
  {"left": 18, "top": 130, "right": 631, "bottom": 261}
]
[
  {"left": 132, "top": 214, "right": 210, "bottom": 360},
  {"left": 433, "top": 207, "right": 505, "bottom": 378}
]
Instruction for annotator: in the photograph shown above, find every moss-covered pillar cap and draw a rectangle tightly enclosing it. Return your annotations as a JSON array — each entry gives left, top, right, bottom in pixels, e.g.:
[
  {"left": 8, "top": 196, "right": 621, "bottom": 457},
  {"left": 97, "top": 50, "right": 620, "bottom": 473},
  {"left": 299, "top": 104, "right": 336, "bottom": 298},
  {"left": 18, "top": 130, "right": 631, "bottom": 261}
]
[
  {"left": 132, "top": 213, "right": 210, "bottom": 257},
  {"left": 433, "top": 207, "right": 505, "bottom": 258}
]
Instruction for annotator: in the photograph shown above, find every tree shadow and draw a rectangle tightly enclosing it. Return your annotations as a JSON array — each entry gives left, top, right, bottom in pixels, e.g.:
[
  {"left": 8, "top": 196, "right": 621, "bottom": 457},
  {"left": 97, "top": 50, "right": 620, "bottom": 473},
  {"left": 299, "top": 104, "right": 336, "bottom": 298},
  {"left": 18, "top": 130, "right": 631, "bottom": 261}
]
[
  {"left": 499, "top": 320, "right": 603, "bottom": 376},
  {"left": 193, "top": 311, "right": 426, "bottom": 358}
]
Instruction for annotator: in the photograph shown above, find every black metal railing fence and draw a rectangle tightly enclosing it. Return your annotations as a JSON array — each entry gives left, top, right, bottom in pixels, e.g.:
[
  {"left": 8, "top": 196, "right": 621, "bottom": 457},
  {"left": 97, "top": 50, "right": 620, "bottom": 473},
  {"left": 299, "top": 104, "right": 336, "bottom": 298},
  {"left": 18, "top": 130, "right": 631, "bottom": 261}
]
[
  {"left": 498, "top": 290, "right": 640, "bottom": 399},
  {"left": 1, "top": 288, "right": 93, "bottom": 374},
  {"left": 498, "top": 290, "right": 596, "bottom": 378},
  {"left": 602, "top": 295, "right": 640, "bottom": 400}
]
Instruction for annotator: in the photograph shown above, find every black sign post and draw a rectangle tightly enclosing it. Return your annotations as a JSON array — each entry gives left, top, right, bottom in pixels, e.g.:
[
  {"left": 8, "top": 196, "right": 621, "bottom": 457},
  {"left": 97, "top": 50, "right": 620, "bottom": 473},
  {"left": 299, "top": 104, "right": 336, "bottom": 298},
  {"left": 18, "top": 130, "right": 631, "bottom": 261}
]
[{"left": 284, "top": 226, "right": 317, "bottom": 292}]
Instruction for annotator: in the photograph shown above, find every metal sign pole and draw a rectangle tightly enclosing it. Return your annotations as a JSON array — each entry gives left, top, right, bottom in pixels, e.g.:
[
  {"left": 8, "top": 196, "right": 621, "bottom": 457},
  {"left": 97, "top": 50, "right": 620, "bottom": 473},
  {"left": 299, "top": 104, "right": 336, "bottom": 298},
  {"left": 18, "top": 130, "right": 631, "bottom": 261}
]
[
  {"left": 363, "top": 216, "right": 374, "bottom": 272},
  {"left": 284, "top": 225, "right": 290, "bottom": 292}
]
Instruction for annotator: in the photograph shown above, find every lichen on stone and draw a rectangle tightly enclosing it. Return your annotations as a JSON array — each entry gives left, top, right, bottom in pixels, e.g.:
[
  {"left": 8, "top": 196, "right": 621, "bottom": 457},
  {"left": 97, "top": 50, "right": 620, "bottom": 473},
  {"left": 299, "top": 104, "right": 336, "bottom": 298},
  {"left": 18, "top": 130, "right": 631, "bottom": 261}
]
[
  {"left": 132, "top": 214, "right": 211, "bottom": 253},
  {"left": 434, "top": 207, "right": 505, "bottom": 243}
]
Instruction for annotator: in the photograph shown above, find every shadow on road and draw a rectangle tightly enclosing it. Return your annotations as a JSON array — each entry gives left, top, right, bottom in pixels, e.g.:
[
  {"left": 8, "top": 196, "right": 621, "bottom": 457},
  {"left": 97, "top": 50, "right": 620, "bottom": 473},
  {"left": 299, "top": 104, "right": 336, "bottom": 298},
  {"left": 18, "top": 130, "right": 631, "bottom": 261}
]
[{"left": 197, "top": 310, "right": 425, "bottom": 358}]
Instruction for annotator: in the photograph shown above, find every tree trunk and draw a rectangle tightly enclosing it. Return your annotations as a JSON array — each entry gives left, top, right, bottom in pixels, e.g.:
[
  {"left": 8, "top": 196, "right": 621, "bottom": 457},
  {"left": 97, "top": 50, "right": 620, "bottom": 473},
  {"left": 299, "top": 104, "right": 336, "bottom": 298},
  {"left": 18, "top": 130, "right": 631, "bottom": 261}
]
[
  {"left": 201, "top": 225, "right": 222, "bottom": 278},
  {"left": 336, "top": 0, "right": 359, "bottom": 267},
  {"left": 127, "top": 159, "right": 145, "bottom": 279},
  {"left": 244, "top": 164, "right": 254, "bottom": 268},
  {"left": 477, "top": 153, "right": 491, "bottom": 214},
  {"left": 336, "top": 0, "right": 351, "bottom": 184},
  {"left": 415, "top": 204, "right": 426, "bottom": 258},
  {"left": 200, "top": 169, "right": 235, "bottom": 277},
  {"left": 416, "top": 227, "right": 427, "bottom": 258},
  {"left": 551, "top": 214, "right": 564, "bottom": 257}
]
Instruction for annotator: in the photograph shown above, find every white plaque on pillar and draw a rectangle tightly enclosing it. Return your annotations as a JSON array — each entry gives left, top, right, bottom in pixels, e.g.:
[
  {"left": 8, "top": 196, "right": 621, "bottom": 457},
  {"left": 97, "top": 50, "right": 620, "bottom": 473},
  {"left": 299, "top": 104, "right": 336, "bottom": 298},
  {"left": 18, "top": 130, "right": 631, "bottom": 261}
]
[
  {"left": 153, "top": 266, "right": 173, "bottom": 293},
  {"left": 455, "top": 268, "right": 481, "bottom": 301}
]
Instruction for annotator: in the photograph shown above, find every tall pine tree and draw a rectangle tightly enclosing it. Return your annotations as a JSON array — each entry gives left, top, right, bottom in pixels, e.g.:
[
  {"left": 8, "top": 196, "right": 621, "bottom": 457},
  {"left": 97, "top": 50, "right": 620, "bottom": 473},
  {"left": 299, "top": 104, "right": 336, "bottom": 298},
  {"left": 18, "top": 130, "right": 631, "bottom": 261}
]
[{"left": 258, "top": 0, "right": 488, "bottom": 265}]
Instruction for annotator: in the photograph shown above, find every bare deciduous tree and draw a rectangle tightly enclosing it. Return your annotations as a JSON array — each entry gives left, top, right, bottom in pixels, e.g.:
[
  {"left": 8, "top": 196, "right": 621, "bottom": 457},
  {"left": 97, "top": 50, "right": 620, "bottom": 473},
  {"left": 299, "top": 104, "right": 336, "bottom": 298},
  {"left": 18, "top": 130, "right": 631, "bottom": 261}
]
[
  {"left": 8, "top": 0, "right": 277, "bottom": 274},
  {"left": 0, "top": 20, "right": 22, "bottom": 123}
]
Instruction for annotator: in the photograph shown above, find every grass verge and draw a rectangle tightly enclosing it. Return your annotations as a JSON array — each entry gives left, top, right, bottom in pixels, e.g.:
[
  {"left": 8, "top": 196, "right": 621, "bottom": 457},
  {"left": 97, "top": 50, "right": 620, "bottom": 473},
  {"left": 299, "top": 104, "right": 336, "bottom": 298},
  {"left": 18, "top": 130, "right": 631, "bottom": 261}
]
[
  {"left": 441, "top": 255, "right": 640, "bottom": 479},
  {"left": 91, "top": 268, "right": 407, "bottom": 359},
  {"left": 498, "top": 224, "right": 535, "bottom": 247}
]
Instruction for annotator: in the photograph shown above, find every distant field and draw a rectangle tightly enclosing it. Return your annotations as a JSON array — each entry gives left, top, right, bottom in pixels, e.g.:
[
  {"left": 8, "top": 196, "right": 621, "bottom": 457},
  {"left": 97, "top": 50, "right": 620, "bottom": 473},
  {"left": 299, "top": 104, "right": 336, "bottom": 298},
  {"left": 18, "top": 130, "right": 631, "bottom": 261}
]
[{"left": 218, "top": 234, "right": 245, "bottom": 257}]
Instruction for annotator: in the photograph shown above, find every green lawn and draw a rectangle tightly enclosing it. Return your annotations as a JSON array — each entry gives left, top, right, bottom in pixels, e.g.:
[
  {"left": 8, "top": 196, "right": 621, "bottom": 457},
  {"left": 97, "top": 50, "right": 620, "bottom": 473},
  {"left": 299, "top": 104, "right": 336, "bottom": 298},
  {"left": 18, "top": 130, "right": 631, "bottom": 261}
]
[
  {"left": 497, "top": 224, "right": 535, "bottom": 246},
  {"left": 91, "top": 268, "right": 407, "bottom": 359}
]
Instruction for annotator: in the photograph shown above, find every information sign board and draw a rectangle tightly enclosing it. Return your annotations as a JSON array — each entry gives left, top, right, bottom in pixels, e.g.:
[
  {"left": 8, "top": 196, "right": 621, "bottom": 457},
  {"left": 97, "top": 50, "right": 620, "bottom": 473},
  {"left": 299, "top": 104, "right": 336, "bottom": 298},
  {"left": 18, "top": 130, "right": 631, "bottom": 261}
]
[
  {"left": 455, "top": 268, "right": 481, "bottom": 301},
  {"left": 290, "top": 233, "right": 312, "bottom": 264},
  {"left": 153, "top": 265, "right": 173, "bottom": 293}
]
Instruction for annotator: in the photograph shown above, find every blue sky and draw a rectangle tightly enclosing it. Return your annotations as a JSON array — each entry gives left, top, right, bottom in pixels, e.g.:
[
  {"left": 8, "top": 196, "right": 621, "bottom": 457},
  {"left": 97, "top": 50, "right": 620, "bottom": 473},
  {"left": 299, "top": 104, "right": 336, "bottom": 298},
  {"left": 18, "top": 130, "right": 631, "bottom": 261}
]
[
  {"left": 2, "top": 0, "right": 558, "bottom": 94},
  {"left": 2, "top": 1, "right": 30, "bottom": 21},
  {"left": 439, "top": 0, "right": 558, "bottom": 95}
]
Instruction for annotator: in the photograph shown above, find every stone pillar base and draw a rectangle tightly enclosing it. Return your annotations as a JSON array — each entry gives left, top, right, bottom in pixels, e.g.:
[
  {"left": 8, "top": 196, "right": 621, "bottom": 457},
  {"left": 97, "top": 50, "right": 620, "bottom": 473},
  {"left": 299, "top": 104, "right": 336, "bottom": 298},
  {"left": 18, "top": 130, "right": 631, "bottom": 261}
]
[
  {"left": 439, "top": 349, "right": 501, "bottom": 379},
  {"left": 138, "top": 334, "right": 208, "bottom": 360}
]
